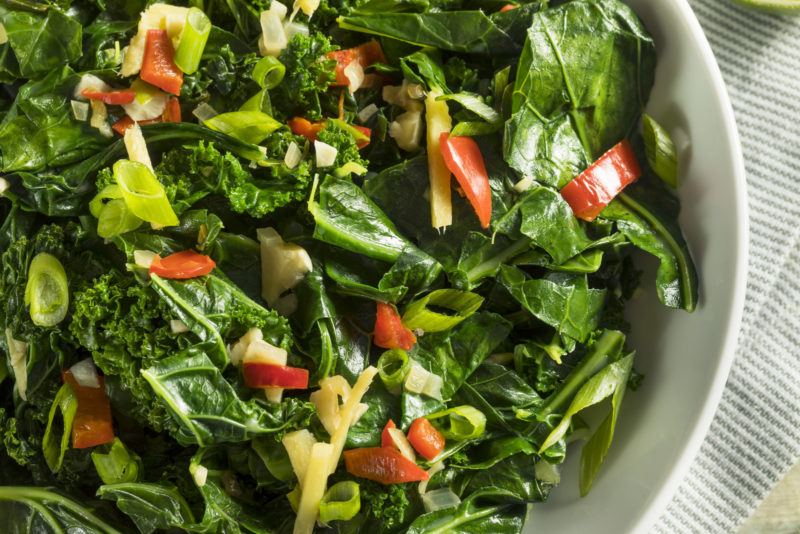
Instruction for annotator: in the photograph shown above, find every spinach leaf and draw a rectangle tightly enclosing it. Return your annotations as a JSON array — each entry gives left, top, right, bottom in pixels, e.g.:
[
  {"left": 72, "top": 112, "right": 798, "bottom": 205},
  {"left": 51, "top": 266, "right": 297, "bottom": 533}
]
[
  {"left": 504, "top": 0, "right": 655, "bottom": 183},
  {"left": 339, "top": 11, "right": 521, "bottom": 55},
  {"left": 0, "top": 7, "right": 82, "bottom": 78},
  {"left": 406, "top": 490, "right": 526, "bottom": 534},
  {"left": 97, "top": 482, "right": 195, "bottom": 534},
  {"left": 141, "top": 350, "right": 314, "bottom": 446},
  {"left": 0, "top": 486, "right": 122, "bottom": 534},
  {"left": 498, "top": 265, "right": 607, "bottom": 342}
]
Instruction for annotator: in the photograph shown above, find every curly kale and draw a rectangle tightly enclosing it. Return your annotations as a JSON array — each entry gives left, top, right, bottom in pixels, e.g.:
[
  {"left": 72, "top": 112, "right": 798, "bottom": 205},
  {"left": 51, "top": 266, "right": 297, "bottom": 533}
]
[
  {"left": 317, "top": 120, "right": 368, "bottom": 169},
  {"left": 273, "top": 32, "right": 337, "bottom": 121},
  {"left": 358, "top": 481, "right": 419, "bottom": 533}
]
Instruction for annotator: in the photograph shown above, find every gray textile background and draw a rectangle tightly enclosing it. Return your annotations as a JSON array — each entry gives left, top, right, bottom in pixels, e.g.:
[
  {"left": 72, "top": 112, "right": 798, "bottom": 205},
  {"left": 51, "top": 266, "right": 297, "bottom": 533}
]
[{"left": 654, "top": 2, "right": 800, "bottom": 533}]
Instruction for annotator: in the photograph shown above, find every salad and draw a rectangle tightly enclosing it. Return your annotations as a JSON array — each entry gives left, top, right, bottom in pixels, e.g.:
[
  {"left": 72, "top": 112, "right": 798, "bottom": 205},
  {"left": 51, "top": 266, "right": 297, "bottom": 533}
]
[{"left": 0, "top": 0, "right": 698, "bottom": 532}]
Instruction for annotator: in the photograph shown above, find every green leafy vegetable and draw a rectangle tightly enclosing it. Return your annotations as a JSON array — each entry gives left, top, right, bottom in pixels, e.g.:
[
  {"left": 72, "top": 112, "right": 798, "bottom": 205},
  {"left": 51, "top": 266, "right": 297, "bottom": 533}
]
[{"left": 642, "top": 114, "right": 678, "bottom": 188}]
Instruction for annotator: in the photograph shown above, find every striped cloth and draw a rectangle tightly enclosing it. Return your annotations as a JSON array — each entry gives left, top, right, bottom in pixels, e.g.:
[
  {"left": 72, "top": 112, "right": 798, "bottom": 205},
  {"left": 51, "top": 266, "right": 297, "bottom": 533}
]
[{"left": 654, "top": 2, "right": 800, "bottom": 532}]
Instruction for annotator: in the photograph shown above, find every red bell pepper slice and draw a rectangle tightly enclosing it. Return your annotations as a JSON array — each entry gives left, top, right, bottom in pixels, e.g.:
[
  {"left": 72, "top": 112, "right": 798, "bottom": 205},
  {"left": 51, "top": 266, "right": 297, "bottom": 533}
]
[
  {"left": 407, "top": 417, "right": 445, "bottom": 461},
  {"left": 344, "top": 447, "right": 429, "bottom": 485},
  {"left": 81, "top": 88, "right": 136, "bottom": 105},
  {"left": 162, "top": 97, "right": 182, "bottom": 123},
  {"left": 374, "top": 302, "right": 416, "bottom": 351},
  {"left": 353, "top": 125, "right": 371, "bottom": 149},
  {"left": 149, "top": 250, "right": 216, "bottom": 279},
  {"left": 112, "top": 115, "right": 136, "bottom": 136},
  {"left": 243, "top": 363, "right": 309, "bottom": 389},
  {"left": 381, "top": 419, "right": 396, "bottom": 448},
  {"left": 439, "top": 133, "right": 493, "bottom": 229},
  {"left": 327, "top": 41, "right": 387, "bottom": 87},
  {"left": 289, "top": 117, "right": 326, "bottom": 142},
  {"left": 140, "top": 29, "right": 183, "bottom": 95},
  {"left": 62, "top": 370, "right": 114, "bottom": 449},
  {"left": 560, "top": 139, "right": 641, "bottom": 222},
  {"left": 499, "top": 4, "right": 518, "bottom": 11}
]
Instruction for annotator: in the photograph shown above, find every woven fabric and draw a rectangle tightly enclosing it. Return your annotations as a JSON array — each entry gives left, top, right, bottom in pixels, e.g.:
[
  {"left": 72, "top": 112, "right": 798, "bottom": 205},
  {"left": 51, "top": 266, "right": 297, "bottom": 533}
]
[{"left": 654, "top": 2, "right": 800, "bottom": 532}]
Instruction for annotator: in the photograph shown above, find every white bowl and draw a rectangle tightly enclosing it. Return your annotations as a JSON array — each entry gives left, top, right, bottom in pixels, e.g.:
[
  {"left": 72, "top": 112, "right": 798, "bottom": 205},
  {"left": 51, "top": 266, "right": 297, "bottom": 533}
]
[{"left": 529, "top": 0, "right": 748, "bottom": 532}]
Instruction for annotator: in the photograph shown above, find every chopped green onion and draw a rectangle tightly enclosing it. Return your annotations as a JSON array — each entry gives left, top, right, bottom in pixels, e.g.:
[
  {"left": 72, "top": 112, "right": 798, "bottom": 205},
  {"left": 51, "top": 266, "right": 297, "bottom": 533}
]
[
  {"left": 450, "top": 121, "right": 501, "bottom": 137},
  {"left": 426, "top": 405, "right": 486, "bottom": 441},
  {"left": 42, "top": 383, "right": 77, "bottom": 472},
  {"left": 113, "top": 159, "right": 179, "bottom": 227},
  {"left": 174, "top": 7, "right": 211, "bottom": 75},
  {"left": 436, "top": 92, "right": 500, "bottom": 124},
  {"left": 402, "top": 289, "right": 484, "bottom": 332},
  {"left": 203, "top": 110, "right": 281, "bottom": 145},
  {"left": 318, "top": 481, "right": 360, "bottom": 524},
  {"left": 252, "top": 56, "right": 286, "bottom": 90},
  {"left": 91, "top": 438, "right": 142, "bottom": 485},
  {"left": 377, "top": 349, "right": 410, "bottom": 393},
  {"left": 25, "top": 253, "right": 69, "bottom": 327},
  {"left": 89, "top": 184, "right": 121, "bottom": 217},
  {"left": 642, "top": 113, "right": 678, "bottom": 188},
  {"left": 334, "top": 161, "right": 368, "bottom": 178},
  {"left": 97, "top": 198, "right": 143, "bottom": 238},
  {"left": 240, "top": 89, "right": 273, "bottom": 115}
]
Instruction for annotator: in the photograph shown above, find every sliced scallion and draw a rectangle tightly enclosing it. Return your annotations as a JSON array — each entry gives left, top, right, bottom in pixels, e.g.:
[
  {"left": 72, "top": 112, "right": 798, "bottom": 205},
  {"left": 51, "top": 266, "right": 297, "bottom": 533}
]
[
  {"left": 318, "top": 481, "right": 361, "bottom": 524},
  {"left": 89, "top": 184, "right": 122, "bottom": 218},
  {"left": 97, "top": 198, "right": 144, "bottom": 238},
  {"left": 240, "top": 89, "right": 273, "bottom": 115},
  {"left": 334, "top": 161, "right": 368, "bottom": 178},
  {"left": 377, "top": 349, "right": 410, "bottom": 393},
  {"left": 113, "top": 159, "right": 179, "bottom": 227},
  {"left": 203, "top": 110, "right": 281, "bottom": 144},
  {"left": 25, "top": 253, "right": 69, "bottom": 327},
  {"left": 402, "top": 289, "right": 484, "bottom": 332},
  {"left": 252, "top": 56, "right": 286, "bottom": 90},
  {"left": 426, "top": 405, "right": 486, "bottom": 441},
  {"left": 642, "top": 113, "right": 678, "bottom": 188},
  {"left": 174, "top": 8, "right": 211, "bottom": 75}
]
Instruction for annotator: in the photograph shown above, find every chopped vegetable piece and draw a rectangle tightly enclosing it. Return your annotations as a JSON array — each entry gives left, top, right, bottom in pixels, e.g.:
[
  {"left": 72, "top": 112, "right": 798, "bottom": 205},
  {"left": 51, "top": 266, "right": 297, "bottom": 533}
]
[
  {"left": 5, "top": 329, "right": 28, "bottom": 400},
  {"left": 315, "top": 140, "right": 338, "bottom": 167},
  {"left": 25, "top": 253, "right": 69, "bottom": 327},
  {"left": 289, "top": 117, "right": 326, "bottom": 141},
  {"left": 499, "top": 3, "right": 518, "bottom": 11},
  {"left": 373, "top": 302, "right": 416, "bottom": 351},
  {"left": 327, "top": 41, "right": 386, "bottom": 87},
  {"left": 81, "top": 89, "right": 136, "bottom": 105},
  {"left": 252, "top": 56, "right": 286, "bottom": 89},
  {"left": 140, "top": 29, "right": 183, "bottom": 95},
  {"left": 319, "top": 481, "right": 361, "bottom": 523},
  {"left": 149, "top": 250, "right": 216, "bottom": 279},
  {"left": 174, "top": 7, "right": 211, "bottom": 75},
  {"left": 425, "top": 88, "right": 453, "bottom": 229},
  {"left": 402, "top": 289, "right": 484, "bottom": 333},
  {"left": 407, "top": 417, "right": 445, "bottom": 461},
  {"left": 294, "top": 442, "right": 333, "bottom": 534},
  {"left": 426, "top": 405, "right": 486, "bottom": 441},
  {"left": 642, "top": 114, "right": 679, "bottom": 188},
  {"left": 123, "top": 78, "right": 170, "bottom": 121},
  {"left": 124, "top": 122, "right": 153, "bottom": 170},
  {"left": 381, "top": 419, "right": 396, "bottom": 448},
  {"left": 377, "top": 349, "right": 410, "bottom": 393},
  {"left": 439, "top": 133, "right": 492, "bottom": 228},
  {"left": 204, "top": 110, "right": 281, "bottom": 144},
  {"left": 344, "top": 447, "right": 428, "bottom": 485},
  {"left": 242, "top": 363, "right": 309, "bottom": 389},
  {"left": 560, "top": 139, "right": 641, "bottom": 222},
  {"left": 113, "top": 159, "right": 179, "bottom": 226},
  {"left": 257, "top": 227, "right": 313, "bottom": 308},
  {"left": 385, "top": 426, "right": 416, "bottom": 461},
  {"left": 62, "top": 370, "right": 114, "bottom": 449},
  {"left": 162, "top": 97, "right": 182, "bottom": 123}
]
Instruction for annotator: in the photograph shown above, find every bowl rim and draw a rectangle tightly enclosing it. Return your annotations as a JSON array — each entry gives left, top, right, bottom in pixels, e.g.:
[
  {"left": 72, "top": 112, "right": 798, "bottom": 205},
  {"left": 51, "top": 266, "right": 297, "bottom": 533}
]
[{"left": 632, "top": 1, "right": 749, "bottom": 531}]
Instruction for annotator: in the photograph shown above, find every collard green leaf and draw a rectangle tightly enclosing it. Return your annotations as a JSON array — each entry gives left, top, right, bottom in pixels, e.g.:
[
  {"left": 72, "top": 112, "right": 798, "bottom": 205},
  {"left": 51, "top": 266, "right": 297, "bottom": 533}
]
[
  {"left": 453, "top": 453, "right": 547, "bottom": 504},
  {"left": 405, "top": 490, "right": 526, "bottom": 534},
  {"left": 140, "top": 350, "right": 314, "bottom": 446},
  {"left": 97, "top": 482, "right": 195, "bottom": 534},
  {"left": 498, "top": 266, "right": 606, "bottom": 342},
  {"left": 1, "top": 8, "right": 82, "bottom": 78},
  {"left": 0, "top": 486, "right": 122, "bottom": 534}
]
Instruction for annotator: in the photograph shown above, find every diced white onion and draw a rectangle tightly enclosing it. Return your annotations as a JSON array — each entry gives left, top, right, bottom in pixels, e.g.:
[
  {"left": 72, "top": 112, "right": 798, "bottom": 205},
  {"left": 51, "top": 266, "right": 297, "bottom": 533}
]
[
  {"left": 122, "top": 81, "right": 169, "bottom": 121},
  {"left": 314, "top": 140, "right": 337, "bottom": 168},
  {"left": 513, "top": 176, "right": 535, "bottom": 193},
  {"left": 404, "top": 363, "right": 430, "bottom": 394},
  {"left": 343, "top": 60, "right": 364, "bottom": 94},
  {"left": 264, "top": 387, "right": 284, "bottom": 403},
  {"left": 244, "top": 339, "right": 288, "bottom": 366},
  {"left": 270, "top": 1, "right": 289, "bottom": 19},
  {"left": 422, "top": 372, "right": 443, "bottom": 401},
  {"left": 71, "top": 100, "right": 89, "bottom": 122},
  {"left": 257, "top": 227, "right": 313, "bottom": 308},
  {"left": 259, "top": 10, "right": 288, "bottom": 57},
  {"left": 170, "top": 320, "right": 189, "bottom": 334},
  {"left": 389, "top": 110, "right": 423, "bottom": 151},
  {"left": 190, "top": 463, "right": 208, "bottom": 487},
  {"left": 387, "top": 427, "right": 416, "bottom": 462},
  {"left": 0, "top": 23, "right": 7, "bottom": 45},
  {"left": 192, "top": 102, "right": 219, "bottom": 123},
  {"left": 351, "top": 402, "right": 369, "bottom": 426},
  {"left": 294, "top": 0, "right": 320, "bottom": 17},
  {"left": 421, "top": 488, "right": 461, "bottom": 513},
  {"left": 418, "top": 460, "right": 444, "bottom": 494},
  {"left": 74, "top": 74, "right": 111, "bottom": 100},
  {"left": 357, "top": 103, "right": 379, "bottom": 123},
  {"left": 283, "top": 21, "right": 309, "bottom": 40},
  {"left": 5, "top": 329, "right": 27, "bottom": 401},
  {"left": 229, "top": 327, "right": 264, "bottom": 366},
  {"left": 284, "top": 141, "right": 302, "bottom": 169},
  {"left": 274, "top": 293, "right": 298, "bottom": 316},
  {"left": 69, "top": 358, "right": 101, "bottom": 389},
  {"left": 0, "top": 178, "right": 8, "bottom": 195},
  {"left": 89, "top": 100, "right": 113, "bottom": 138},
  {"left": 133, "top": 249, "right": 157, "bottom": 269},
  {"left": 382, "top": 80, "right": 425, "bottom": 110},
  {"left": 124, "top": 123, "right": 153, "bottom": 170},
  {"left": 535, "top": 460, "right": 561, "bottom": 485}
]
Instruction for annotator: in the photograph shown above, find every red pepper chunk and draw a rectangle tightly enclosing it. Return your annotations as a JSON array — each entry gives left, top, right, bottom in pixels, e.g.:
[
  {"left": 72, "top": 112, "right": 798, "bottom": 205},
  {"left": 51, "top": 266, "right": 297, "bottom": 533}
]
[
  {"left": 374, "top": 302, "right": 416, "bottom": 351},
  {"left": 407, "top": 417, "right": 445, "bottom": 461},
  {"left": 289, "top": 117, "right": 326, "bottom": 142},
  {"left": 327, "top": 41, "right": 387, "bottom": 87},
  {"left": 344, "top": 447, "right": 429, "bottom": 485},
  {"left": 499, "top": 4, "right": 518, "bottom": 11},
  {"left": 149, "top": 250, "right": 216, "bottom": 279},
  {"left": 353, "top": 125, "right": 371, "bottom": 149},
  {"left": 81, "top": 88, "right": 136, "bottom": 105},
  {"left": 243, "top": 363, "right": 309, "bottom": 389},
  {"left": 381, "top": 419, "right": 396, "bottom": 448},
  {"left": 62, "top": 370, "right": 114, "bottom": 449},
  {"left": 439, "top": 133, "right": 493, "bottom": 229},
  {"left": 560, "top": 139, "right": 641, "bottom": 222},
  {"left": 140, "top": 29, "right": 183, "bottom": 95},
  {"left": 112, "top": 97, "right": 181, "bottom": 136},
  {"left": 162, "top": 97, "right": 182, "bottom": 123}
]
